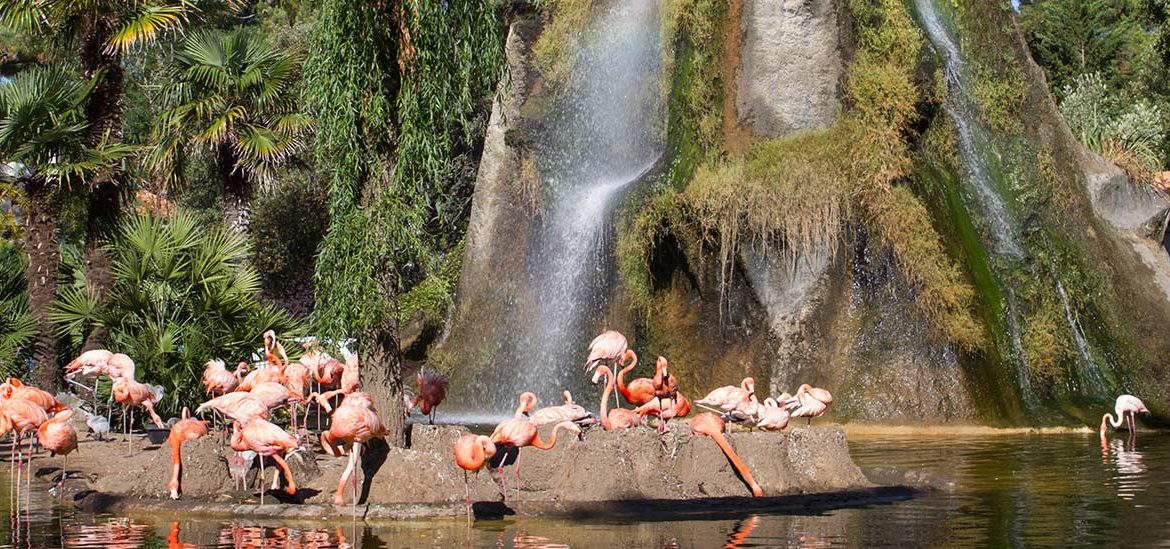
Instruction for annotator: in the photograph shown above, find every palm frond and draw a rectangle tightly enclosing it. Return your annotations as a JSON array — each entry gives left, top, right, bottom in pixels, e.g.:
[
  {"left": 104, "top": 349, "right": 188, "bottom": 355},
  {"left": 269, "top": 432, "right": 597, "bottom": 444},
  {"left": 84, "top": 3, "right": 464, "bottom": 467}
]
[{"left": 106, "top": 3, "right": 190, "bottom": 53}]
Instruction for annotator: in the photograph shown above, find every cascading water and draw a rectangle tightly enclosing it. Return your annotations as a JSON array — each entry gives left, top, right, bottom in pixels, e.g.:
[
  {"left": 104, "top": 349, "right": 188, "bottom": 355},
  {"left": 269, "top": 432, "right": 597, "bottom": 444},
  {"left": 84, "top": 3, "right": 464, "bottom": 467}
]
[
  {"left": 914, "top": 0, "right": 1110, "bottom": 404},
  {"left": 446, "top": 1, "right": 663, "bottom": 422}
]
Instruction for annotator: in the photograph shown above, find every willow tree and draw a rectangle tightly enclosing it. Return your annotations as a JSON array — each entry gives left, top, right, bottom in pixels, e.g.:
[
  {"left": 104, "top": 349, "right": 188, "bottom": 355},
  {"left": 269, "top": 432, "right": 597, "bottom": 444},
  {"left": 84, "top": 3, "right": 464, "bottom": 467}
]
[{"left": 305, "top": 0, "right": 503, "bottom": 444}]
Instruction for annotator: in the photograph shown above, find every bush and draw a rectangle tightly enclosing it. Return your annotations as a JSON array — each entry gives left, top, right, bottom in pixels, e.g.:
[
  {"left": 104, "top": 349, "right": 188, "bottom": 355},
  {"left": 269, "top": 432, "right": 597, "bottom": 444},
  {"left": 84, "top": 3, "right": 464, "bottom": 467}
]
[
  {"left": 1060, "top": 72, "right": 1168, "bottom": 181},
  {"left": 0, "top": 241, "right": 34, "bottom": 378},
  {"left": 51, "top": 211, "right": 304, "bottom": 413},
  {"left": 249, "top": 167, "right": 328, "bottom": 316}
]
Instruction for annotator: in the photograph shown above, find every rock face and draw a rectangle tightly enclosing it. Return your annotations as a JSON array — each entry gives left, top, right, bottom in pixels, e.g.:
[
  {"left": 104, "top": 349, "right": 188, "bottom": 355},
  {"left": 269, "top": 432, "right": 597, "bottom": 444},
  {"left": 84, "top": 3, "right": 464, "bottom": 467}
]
[
  {"left": 56, "top": 424, "right": 876, "bottom": 519},
  {"left": 736, "top": 0, "right": 844, "bottom": 137}
]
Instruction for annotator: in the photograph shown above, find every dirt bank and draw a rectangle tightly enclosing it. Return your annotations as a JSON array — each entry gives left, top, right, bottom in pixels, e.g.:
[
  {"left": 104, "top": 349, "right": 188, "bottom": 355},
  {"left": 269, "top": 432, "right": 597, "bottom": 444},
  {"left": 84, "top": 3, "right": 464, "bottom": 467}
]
[{"left": 33, "top": 423, "right": 892, "bottom": 520}]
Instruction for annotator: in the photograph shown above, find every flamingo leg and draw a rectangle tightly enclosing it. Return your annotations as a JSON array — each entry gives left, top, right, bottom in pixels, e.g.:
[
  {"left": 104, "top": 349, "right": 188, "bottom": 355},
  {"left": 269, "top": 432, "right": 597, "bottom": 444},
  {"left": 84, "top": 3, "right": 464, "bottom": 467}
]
[
  {"left": 58, "top": 455, "right": 67, "bottom": 501},
  {"left": 259, "top": 456, "right": 265, "bottom": 506},
  {"left": 464, "top": 470, "right": 471, "bottom": 520},
  {"left": 128, "top": 409, "right": 134, "bottom": 456},
  {"left": 334, "top": 443, "right": 356, "bottom": 505},
  {"left": 269, "top": 453, "right": 296, "bottom": 496},
  {"left": 514, "top": 451, "right": 522, "bottom": 499},
  {"left": 11, "top": 435, "right": 18, "bottom": 511},
  {"left": 24, "top": 437, "right": 31, "bottom": 507},
  {"left": 352, "top": 442, "right": 362, "bottom": 520},
  {"left": 497, "top": 466, "right": 507, "bottom": 504}
]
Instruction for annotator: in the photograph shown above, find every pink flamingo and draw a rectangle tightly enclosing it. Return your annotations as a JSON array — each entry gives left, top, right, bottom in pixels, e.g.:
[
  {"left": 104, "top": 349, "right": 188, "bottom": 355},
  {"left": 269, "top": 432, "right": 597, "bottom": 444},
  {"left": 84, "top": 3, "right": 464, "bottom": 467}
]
[
  {"left": 454, "top": 434, "right": 497, "bottom": 518},
  {"left": 37, "top": 408, "right": 78, "bottom": 497},
  {"left": 166, "top": 407, "right": 209, "bottom": 500},
  {"left": 112, "top": 377, "right": 164, "bottom": 455},
  {"left": 0, "top": 398, "right": 47, "bottom": 505},
  {"left": 529, "top": 390, "right": 592, "bottom": 427},
  {"left": 196, "top": 392, "right": 269, "bottom": 426},
  {"left": 788, "top": 384, "right": 833, "bottom": 425},
  {"left": 1100, "top": 394, "right": 1149, "bottom": 443},
  {"left": 202, "top": 360, "right": 240, "bottom": 396},
  {"left": 691, "top": 412, "right": 763, "bottom": 497},
  {"left": 696, "top": 377, "right": 756, "bottom": 414},
  {"left": 755, "top": 395, "right": 793, "bottom": 431},
  {"left": 591, "top": 366, "right": 645, "bottom": 431},
  {"left": 489, "top": 416, "right": 580, "bottom": 502},
  {"left": 320, "top": 392, "right": 387, "bottom": 514},
  {"left": 315, "top": 351, "right": 361, "bottom": 411},
  {"left": 0, "top": 378, "right": 66, "bottom": 413},
  {"left": 585, "top": 330, "right": 635, "bottom": 410},
  {"left": 230, "top": 417, "right": 299, "bottom": 505},
  {"left": 413, "top": 370, "right": 449, "bottom": 424},
  {"left": 636, "top": 392, "right": 691, "bottom": 431}
]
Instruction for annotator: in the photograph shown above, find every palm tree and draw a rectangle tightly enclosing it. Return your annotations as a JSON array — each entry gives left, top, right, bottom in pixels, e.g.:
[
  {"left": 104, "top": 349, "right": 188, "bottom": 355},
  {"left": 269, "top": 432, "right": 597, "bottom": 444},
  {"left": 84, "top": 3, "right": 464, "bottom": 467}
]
[
  {"left": 0, "top": 67, "right": 132, "bottom": 389},
  {"left": 0, "top": 0, "right": 213, "bottom": 352},
  {"left": 52, "top": 211, "right": 303, "bottom": 412},
  {"left": 147, "top": 29, "right": 310, "bottom": 229}
]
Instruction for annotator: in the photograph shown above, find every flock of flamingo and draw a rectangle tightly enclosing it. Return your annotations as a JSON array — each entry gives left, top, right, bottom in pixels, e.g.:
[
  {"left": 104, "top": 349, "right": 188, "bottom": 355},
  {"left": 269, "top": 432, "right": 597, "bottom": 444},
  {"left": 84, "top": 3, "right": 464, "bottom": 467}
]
[{"left": 0, "top": 325, "right": 1155, "bottom": 518}]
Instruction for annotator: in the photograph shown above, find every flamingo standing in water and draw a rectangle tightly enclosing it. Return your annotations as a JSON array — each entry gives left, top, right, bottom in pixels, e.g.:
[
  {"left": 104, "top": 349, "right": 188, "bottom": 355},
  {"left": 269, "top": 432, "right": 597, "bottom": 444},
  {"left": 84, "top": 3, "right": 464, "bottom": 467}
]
[
  {"left": 788, "top": 384, "right": 833, "bottom": 426},
  {"left": 36, "top": 408, "right": 77, "bottom": 496},
  {"left": 1100, "top": 394, "right": 1150, "bottom": 443},
  {"left": 0, "top": 397, "right": 47, "bottom": 505},
  {"left": 112, "top": 377, "right": 164, "bottom": 455},
  {"left": 166, "top": 407, "right": 209, "bottom": 500},
  {"left": 320, "top": 392, "right": 387, "bottom": 515},
  {"left": 454, "top": 433, "right": 497, "bottom": 518},
  {"left": 231, "top": 417, "right": 299, "bottom": 505},
  {"left": 529, "top": 391, "right": 592, "bottom": 427},
  {"left": 591, "top": 366, "right": 645, "bottom": 431},
  {"left": 691, "top": 412, "right": 763, "bottom": 497}
]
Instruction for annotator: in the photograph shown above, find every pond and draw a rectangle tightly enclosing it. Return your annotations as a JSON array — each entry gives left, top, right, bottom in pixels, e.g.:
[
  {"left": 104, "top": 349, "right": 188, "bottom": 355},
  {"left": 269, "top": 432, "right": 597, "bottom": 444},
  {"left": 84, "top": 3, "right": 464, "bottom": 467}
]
[{"left": 0, "top": 431, "right": 1166, "bottom": 547}]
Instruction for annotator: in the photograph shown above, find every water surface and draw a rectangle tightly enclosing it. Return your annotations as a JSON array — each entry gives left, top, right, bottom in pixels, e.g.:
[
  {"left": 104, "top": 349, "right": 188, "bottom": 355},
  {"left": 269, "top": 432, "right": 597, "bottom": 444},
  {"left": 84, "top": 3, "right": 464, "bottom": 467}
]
[{"left": 2, "top": 433, "right": 1168, "bottom": 547}]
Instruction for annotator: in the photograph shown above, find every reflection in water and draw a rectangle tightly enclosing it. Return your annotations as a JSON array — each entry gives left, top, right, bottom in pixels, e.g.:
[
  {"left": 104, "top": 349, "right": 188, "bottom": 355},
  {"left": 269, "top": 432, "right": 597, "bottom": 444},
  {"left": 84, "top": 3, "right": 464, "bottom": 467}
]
[{"left": 3, "top": 434, "right": 1170, "bottom": 547}]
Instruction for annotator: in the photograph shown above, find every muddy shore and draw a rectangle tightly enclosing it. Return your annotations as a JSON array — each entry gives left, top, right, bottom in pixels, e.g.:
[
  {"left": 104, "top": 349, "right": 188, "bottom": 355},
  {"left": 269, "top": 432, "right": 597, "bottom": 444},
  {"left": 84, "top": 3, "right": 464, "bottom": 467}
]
[{"left": 29, "top": 423, "right": 932, "bottom": 520}]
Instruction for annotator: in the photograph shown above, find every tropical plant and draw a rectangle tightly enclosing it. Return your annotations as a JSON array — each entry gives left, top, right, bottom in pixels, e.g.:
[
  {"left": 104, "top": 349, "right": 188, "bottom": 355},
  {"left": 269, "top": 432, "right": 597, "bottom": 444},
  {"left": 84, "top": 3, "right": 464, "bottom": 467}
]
[
  {"left": 0, "top": 0, "right": 228, "bottom": 353},
  {"left": 51, "top": 211, "right": 303, "bottom": 413},
  {"left": 147, "top": 28, "right": 310, "bottom": 229},
  {"left": 0, "top": 66, "right": 132, "bottom": 390},
  {"left": 1061, "top": 72, "right": 1167, "bottom": 181},
  {"left": 0, "top": 241, "right": 34, "bottom": 378}
]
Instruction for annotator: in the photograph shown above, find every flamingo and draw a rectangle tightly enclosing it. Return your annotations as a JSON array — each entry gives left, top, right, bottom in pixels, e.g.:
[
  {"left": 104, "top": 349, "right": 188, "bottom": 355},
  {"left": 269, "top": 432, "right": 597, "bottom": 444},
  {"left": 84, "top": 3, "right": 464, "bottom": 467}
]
[
  {"left": 585, "top": 330, "right": 635, "bottom": 410},
  {"left": 0, "top": 378, "right": 67, "bottom": 413},
  {"left": 0, "top": 398, "right": 47, "bottom": 505},
  {"left": 263, "top": 330, "right": 289, "bottom": 367},
  {"left": 228, "top": 450, "right": 257, "bottom": 491},
  {"left": 196, "top": 392, "right": 269, "bottom": 425},
  {"left": 414, "top": 369, "right": 449, "bottom": 424},
  {"left": 237, "top": 362, "right": 286, "bottom": 392},
  {"left": 112, "top": 377, "right": 164, "bottom": 455},
  {"left": 320, "top": 392, "right": 388, "bottom": 513},
  {"left": 166, "top": 407, "right": 209, "bottom": 500},
  {"left": 635, "top": 392, "right": 691, "bottom": 431},
  {"left": 64, "top": 349, "right": 114, "bottom": 378},
  {"left": 453, "top": 434, "right": 497, "bottom": 518},
  {"left": 616, "top": 352, "right": 654, "bottom": 406},
  {"left": 788, "top": 384, "right": 833, "bottom": 426},
  {"left": 696, "top": 377, "right": 756, "bottom": 414},
  {"left": 529, "top": 390, "right": 592, "bottom": 427},
  {"left": 755, "top": 396, "right": 793, "bottom": 431},
  {"left": 82, "top": 408, "right": 110, "bottom": 440},
  {"left": 691, "top": 412, "right": 763, "bottom": 497},
  {"left": 651, "top": 357, "right": 680, "bottom": 429},
  {"left": 315, "top": 358, "right": 345, "bottom": 387},
  {"left": 202, "top": 360, "right": 240, "bottom": 396},
  {"left": 230, "top": 417, "right": 299, "bottom": 505},
  {"left": 37, "top": 408, "right": 77, "bottom": 496},
  {"left": 591, "top": 366, "right": 645, "bottom": 431},
  {"left": 1100, "top": 394, "right": 1150, "bottom": 443},
  {"left": 489, "top": 418, "right": 580, "bottom": 502},
  {"left": 282, "top": 361, "right": 310, "bottom": 432},
  {"left": 315, "top": 351, "right": 361, "bottom": 411}
]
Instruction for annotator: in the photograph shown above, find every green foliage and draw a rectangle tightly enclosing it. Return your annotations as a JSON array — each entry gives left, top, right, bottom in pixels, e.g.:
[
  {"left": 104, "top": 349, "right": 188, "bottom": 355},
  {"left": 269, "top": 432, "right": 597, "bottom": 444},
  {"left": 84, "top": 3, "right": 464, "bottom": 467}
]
[
  {"left": 532, "top": 0, "right": 594, "bottom": 90},
  {"left": 50, "top": 211, "right": 302, "bottom": 412},
  {"left": 1060, "top": 72, "right": 1167, "bottom": 180},
  {"left": 0, "top": 67, "right": 134, "bottom": 187},
  {"left": 306, "top": 0, "right": 504, "bottom": 343},
  {"left": 616, "top": 189, "right": 684, "bottom": 307},
  {"left": 1021, "top": 0, "right": 1147, "bottom": 93},
  {"left": 0, "top": 241, "right": 33, "bottom": 378},
  {"left": 662, "top": 0, "right": 726, "bottom": 159},
  {"left": 248, "top": 166, "right": 327, "bottom": 316},
  {"left": 1022, "top": 298, "right": 1073, "bottom": 384},
  {"left": 146, "top": 28, "right": 310, "bottom": 188},
  {"left": 0, "top": 0, "right": 202, "bottom": 54}
]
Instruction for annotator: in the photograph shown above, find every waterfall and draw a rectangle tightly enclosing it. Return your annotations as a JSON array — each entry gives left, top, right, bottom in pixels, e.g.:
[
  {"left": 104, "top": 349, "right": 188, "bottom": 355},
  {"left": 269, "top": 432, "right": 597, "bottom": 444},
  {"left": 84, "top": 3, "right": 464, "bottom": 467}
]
[{"left": 446, "top": 1, "right": 663, "bottom": 422}]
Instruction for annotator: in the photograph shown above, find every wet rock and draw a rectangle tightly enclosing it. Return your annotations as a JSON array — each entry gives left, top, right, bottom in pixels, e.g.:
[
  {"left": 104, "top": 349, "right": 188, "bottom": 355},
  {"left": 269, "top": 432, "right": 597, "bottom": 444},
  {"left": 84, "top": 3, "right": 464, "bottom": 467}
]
[{"left": 736, "top": 0, "right": 844, "bottom": 137}]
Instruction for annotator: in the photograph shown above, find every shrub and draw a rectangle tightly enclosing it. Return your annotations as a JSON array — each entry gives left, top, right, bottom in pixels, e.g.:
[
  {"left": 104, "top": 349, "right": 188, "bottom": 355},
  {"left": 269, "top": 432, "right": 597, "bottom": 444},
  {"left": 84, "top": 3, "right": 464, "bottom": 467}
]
[
  {"left": 249, "top": 167, "right": 328, "bottom": 316},
  {"left": 51, "top": 212, "right": 304, "bottom": 413},
  {"left": 0, "top": 241, "right": 34, "bottom": 378},
  {"left": 1060, "top": 72, "right": 1168, "bottom": 181}
]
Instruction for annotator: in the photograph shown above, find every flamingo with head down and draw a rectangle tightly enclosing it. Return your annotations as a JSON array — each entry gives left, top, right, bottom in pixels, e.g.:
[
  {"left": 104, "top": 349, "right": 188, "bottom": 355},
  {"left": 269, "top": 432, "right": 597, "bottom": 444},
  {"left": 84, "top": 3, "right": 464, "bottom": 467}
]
[
  {"left": 529, "top": 390, "right": 592, "bottom": 427},
  {"left": 454, "top": 433, "right": 497, "bottom": 518},
  {"left": 166, "top": 407, "right": 209, "bottom": 500},
  {"left": 112, "top": 377, "right": 164, "bottom": 455},
  {"left": 1100, "top": 394, "right": 1150, "bottom": 444},
  {"left": 691, "top": 412, "right": 763, "bottom": 497},
  {"left": 413, "top": 369, "right": 449, "bottom": 424},
  {"left": 488, "top": 393, "right": 580, "bottom": 501}
]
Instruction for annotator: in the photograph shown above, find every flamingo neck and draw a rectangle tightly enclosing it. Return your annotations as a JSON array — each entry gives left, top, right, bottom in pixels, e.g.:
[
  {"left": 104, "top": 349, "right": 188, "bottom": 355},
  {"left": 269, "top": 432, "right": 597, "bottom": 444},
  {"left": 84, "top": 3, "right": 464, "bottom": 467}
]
[
  {"left": 530, "top": 422, "right": 571, "bottom": 450},
  {"left": 600, "top": 371, "right": 614, "bottom": 431},
  {"left": 169, "top": 437, "right": 184, "bottom": 497},
  {"left": 617, "top": 355, "right": 638, "bottom": 396},
  {"left": 705, "top": 429, "right": 763, "bottom": 497}
]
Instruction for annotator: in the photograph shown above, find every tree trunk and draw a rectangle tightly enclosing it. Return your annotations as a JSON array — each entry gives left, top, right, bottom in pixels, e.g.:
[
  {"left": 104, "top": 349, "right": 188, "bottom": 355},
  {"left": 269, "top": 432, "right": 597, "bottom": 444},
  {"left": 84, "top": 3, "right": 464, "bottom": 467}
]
[
  {"left": 219, "top": 143, "right": 252, "bottom": 231},
  {"left": 22, "top": 179, "right": 63, "bottom": 391},
  {"left": 363, "top": 327, "right": 406, "bottom": 447},
  {"left": 79, "top": 12, "right": 124, "bottom": 353}
]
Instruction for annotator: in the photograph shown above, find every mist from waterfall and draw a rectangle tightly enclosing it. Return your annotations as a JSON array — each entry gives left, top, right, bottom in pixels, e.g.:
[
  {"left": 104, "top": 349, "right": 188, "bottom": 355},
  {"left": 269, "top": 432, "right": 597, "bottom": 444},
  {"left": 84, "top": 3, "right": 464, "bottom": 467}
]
[{"left": 448, "top": 1, "right": 663, "bottom": 421}]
